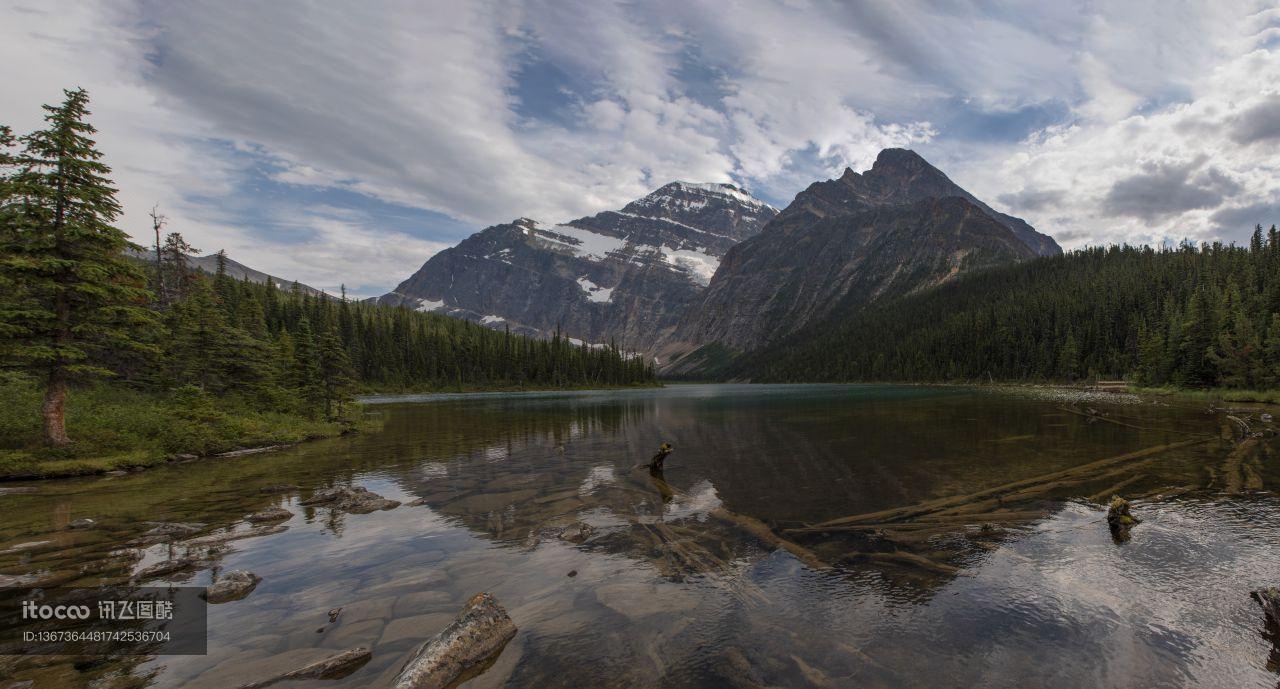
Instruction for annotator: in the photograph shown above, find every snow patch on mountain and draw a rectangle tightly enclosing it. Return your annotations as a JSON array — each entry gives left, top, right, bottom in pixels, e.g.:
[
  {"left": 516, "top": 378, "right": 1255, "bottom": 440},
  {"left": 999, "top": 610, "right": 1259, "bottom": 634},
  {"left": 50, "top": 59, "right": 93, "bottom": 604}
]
[
  {"left": 529, "top": 221, "right": 627, "bottom": 261},
  {"left": 415, "top": 298, "right": 445, "bottom": 312},
  {"left": 576, "top": 276, "right": 615, "bottom": 303},
  {"left": 660, "top": 246, "right": 720, "bottom": 286}
]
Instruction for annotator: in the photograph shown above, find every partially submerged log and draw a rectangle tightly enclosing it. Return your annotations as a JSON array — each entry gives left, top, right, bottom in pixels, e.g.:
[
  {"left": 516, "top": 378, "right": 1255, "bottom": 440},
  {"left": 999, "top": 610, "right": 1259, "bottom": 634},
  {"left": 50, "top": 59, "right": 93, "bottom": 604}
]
[
  {"left": 708, "top": 507, "right": 829, "bottom": 570},
  {"left": 392, "top": 592, "right": 517, "bottom": 689},
  {"left": 811, "top": 439, "right": 1208, "bottom": 529},
  {"left": 235, "top": 646, "right": 372, "bottom": 689},
  {"left": 213, "top": 444, "right": 293, "bottom": 458}
]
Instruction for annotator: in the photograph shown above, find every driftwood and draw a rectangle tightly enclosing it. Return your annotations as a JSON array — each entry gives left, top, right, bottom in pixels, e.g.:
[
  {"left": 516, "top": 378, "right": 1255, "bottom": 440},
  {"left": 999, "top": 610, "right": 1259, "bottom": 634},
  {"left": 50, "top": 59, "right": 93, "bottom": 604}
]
[
  {"left": 213, "top": 444, "right": 293, "bottom": 458},
  {"left": 1056, "top": 406, "right": 1200, "bottom": 435},
  {"left": 1087, "top": 474, "right": 1146, "bottom": 503},
  {"left": 236, "top": 647, "right": 372, "bottom": 689},
  {"left": 1254, "top": 588, "right": 1280, "bottom": 628},
  {"left": 391, "top": 592, "right": 517, "bottom": 689},
  {"left": 808, "top": 439, "right": 1208, "bottom": 530},
  {"left": 649, "top": 443, "right": 674, "bottom": 472},
  {"left": 1218, "top": 437, "right": 1263, "bottom": 494}
]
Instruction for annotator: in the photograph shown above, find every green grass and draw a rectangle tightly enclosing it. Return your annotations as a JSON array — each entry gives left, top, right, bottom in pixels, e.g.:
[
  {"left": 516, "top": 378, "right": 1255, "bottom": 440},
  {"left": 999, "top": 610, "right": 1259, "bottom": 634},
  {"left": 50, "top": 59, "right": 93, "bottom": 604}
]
[
  {"left": 0, "top": 374, "right": 369, "bottom": 480},
  {"left": 1128, "top": 385, "right": 1280, "bottom": 405}
]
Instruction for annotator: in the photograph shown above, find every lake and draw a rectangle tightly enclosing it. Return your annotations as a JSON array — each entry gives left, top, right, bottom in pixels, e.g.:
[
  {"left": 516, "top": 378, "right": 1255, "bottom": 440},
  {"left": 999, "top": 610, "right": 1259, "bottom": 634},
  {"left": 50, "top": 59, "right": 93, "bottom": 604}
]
[{"left": 2, "top": 384, "right": 1278, "bottom": 688}]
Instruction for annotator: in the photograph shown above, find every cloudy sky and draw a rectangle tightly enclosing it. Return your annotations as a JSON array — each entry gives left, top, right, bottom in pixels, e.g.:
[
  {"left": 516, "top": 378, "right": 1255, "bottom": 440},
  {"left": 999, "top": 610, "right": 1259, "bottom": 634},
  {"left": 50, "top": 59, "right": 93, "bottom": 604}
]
[{"left": 3, "top": 1, "right": 1278, "bottom": 296}]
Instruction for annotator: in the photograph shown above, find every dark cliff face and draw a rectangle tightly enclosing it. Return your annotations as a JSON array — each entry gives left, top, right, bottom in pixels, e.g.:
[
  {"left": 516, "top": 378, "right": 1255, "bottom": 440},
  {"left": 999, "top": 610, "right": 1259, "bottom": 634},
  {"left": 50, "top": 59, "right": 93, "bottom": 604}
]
[
  {"left": 661, "top": 149, "right": 1056, "bottom": 364},
  {"left": 377, "top": 182, "right": 777, "bottom": 349}
]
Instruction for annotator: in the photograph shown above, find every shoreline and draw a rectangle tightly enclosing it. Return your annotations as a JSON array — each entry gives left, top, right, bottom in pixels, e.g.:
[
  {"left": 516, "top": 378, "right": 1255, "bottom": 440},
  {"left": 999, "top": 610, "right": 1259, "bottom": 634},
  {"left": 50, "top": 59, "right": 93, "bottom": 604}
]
[{"left": 9, "top": 381, "right": 1271, "bottom": 483}]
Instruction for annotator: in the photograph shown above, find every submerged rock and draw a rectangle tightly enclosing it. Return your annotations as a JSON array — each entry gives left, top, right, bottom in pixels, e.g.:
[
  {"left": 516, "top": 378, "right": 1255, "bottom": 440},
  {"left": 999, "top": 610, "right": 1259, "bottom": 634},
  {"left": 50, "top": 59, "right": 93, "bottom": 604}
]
[
  {"left": 300, "top": 486, "right": 400, "bottom": 514},
  {"left": 558, "top": 522, "right": 596, "bottom": 544},
  {"left": 133, "top": 519, "right": 203, "bottom": 540},
  {"left": 235, "top": 646, "right": 372, "bottom": 689},
  {"left": 204, "top": 570, "right": 261, "bottom": 604},
  {"left": 391, "top": 592, "right": 517, "bottom": 689},
  {"left": 258, "top": 484, "right": 298, "bottom": 494},
  {"left": 1106, "top": 495, "right": 1141, "bottom": 542},
  {"left": 131, "top": 557, "right": 199, "bottom": 582},
  {"left": 182, "top": 524, "right": 288, "bottom": 549},
  {"left": 67, "top": 518, "right": 96, "bottom": 530},
  {"left": 246, "top": 507, "right": 292, "bottom": 523}
]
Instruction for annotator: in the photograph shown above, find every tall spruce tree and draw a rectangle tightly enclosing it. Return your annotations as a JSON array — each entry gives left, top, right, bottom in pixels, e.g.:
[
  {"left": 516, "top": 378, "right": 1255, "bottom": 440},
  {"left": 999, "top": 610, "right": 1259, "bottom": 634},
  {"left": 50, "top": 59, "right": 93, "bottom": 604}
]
[{"left": 0, "top": 89, "right": 154, "bottom": 445}]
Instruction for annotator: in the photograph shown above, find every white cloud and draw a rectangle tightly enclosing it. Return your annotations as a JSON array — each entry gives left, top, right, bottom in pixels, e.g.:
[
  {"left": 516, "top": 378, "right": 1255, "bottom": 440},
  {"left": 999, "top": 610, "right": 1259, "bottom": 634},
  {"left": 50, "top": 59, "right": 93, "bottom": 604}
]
[{"left": 3, "top": 0, "right": 1279, "bottom": 293}]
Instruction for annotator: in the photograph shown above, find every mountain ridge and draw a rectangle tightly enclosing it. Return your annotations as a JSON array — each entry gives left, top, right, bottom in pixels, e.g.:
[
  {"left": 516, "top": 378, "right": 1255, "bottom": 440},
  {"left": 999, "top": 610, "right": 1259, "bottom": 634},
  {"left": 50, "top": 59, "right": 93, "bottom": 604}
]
[
  {"left": 377, "top": 181, "right": 778, "bottom": 348},
  {"left": 657, "top": 149, "right": 1058, "bottom": 368}
]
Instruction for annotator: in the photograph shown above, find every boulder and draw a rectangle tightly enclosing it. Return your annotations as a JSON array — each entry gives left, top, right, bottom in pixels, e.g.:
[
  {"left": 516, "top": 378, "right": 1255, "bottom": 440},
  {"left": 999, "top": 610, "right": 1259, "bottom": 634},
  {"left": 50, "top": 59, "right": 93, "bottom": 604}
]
[
  {"left": 205, "top": 570, "right": 261, "bottom": 604},
  {"left": 391, "top": 592, "right": 517, "bottom": 689}
]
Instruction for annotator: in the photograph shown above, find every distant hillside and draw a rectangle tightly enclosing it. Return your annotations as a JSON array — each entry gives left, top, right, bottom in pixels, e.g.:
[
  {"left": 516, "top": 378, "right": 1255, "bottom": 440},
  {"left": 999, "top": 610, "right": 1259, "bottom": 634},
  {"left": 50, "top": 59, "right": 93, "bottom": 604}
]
[{"left": 128, "top": 248, "right": 328, "bottom": 297}]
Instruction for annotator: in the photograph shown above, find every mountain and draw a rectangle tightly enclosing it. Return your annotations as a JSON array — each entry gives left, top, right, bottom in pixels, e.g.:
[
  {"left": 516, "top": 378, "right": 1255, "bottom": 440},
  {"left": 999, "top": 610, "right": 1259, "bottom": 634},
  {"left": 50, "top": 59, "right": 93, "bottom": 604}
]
[
  {"left": 187, "top": 253, "right": 328, "bottom": 297},
  {"left": 659, "top": 149, "right": 1059, "bottom": 368},
  {"left": 126, "top": 248, "right": 328, "bottom": 297},
  {"left": 378, "top": 182, "right": 777, "bottom": 348}
]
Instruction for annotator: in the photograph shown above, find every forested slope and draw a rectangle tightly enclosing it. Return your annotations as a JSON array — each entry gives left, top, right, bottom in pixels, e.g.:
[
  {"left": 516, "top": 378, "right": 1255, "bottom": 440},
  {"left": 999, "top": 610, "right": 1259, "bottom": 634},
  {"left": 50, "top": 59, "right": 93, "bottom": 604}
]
[{"left": 734, "top": 230, "right": 1280, "bottom": 389}]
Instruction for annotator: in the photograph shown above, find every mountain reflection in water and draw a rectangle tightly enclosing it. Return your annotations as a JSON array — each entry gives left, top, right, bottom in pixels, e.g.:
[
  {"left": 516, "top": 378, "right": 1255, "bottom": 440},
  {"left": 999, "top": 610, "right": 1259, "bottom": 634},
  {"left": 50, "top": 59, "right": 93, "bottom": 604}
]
[{"left": 1, "top": 384, "right": 1278, "bottom": 688}]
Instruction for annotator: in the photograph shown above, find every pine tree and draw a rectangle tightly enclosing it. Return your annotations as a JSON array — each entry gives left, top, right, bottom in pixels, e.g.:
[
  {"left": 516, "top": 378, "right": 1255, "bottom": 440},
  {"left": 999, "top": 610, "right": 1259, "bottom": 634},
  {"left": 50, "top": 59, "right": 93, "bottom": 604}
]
[
  {"left": 290, "top": 317, "right": 324, "bottom": 415},
  {"left": 318, "top": 326, "right": 354, "bottom": 420},
  {"left": 0, "top": 89, "right": 155, "bottom": 445},
  {"left": 1057, "top": 331, "right": 1080, "bottom": 381},
  {"left": 161, "top": 231, "right": 198, "bottom": 302}
]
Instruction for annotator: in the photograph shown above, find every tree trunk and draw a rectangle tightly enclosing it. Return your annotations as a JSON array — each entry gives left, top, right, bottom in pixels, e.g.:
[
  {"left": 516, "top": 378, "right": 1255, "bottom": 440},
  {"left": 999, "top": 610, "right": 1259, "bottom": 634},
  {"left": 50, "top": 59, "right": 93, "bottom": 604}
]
[{"left": 42, "top": 373, "right": 70, "bottom": 446}]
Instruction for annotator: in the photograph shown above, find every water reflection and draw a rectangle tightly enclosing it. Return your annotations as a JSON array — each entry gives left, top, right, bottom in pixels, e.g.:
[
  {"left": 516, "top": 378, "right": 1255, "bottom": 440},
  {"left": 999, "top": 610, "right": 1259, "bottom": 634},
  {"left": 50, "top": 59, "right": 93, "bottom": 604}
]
[{"left": 0, "top": 385, "right": 1278, "bottom": 687}]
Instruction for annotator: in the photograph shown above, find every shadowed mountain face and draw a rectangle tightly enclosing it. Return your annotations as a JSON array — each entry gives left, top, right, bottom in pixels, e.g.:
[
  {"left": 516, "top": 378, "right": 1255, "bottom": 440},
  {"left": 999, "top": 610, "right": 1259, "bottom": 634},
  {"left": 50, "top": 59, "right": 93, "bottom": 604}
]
[
  {"left": 377, "top": 182, "right": 777, "bottom": 348},
  {"left": 659, "top": 149, "right": 1059, "bottom": 366}
]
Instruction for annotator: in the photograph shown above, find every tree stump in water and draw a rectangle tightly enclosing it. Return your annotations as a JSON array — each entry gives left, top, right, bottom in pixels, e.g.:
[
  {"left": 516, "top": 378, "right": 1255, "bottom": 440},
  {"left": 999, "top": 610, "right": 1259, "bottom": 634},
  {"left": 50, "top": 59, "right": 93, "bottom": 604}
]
[
  {"left": 649, "top": 442, "right": 673, "bottom": 473},
  {"left": 1106, "top": 495, "right": 1141, "bottom": 543},
  {"left": 1253, "top": 588, "right": 1280, "bottom": 671}
]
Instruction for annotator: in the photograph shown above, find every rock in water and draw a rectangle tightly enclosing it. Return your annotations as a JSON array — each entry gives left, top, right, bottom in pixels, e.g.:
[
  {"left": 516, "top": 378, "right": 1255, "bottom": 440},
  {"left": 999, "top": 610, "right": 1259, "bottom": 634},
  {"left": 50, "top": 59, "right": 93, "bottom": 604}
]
[
  {"left": 141, "top": 522, "right": 204, "bottom": 540},
  {"left": 558, "top": 522, "right": 595, "bottom": 544},
  {"left": 1106, "top": 495, "right": 1141, "bottom": 542},
  {"left": 131, "top": 557, "right": 198, "bottom": 582},
  {"left": 300, "top": 486, "right": 400, "bottom": 514},
  {"left": 391, "top": 592, "right": 517, "bottom": 689},
  {"left": 204, "top": 570, "right": 261, "bottom": 604},
  {"left": 246, "top": 507, "right": 293, "bottom": 523},
  {"left": 235, "top": 646, "right": 372, "bottom": 689}
]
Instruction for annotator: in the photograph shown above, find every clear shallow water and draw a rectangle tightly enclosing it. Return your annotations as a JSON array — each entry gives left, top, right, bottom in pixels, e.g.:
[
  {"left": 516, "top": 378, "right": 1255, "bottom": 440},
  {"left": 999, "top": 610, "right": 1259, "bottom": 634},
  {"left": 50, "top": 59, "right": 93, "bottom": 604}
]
[{"left": 2, "top": 384, "right": 1279, "bottom": 688}]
